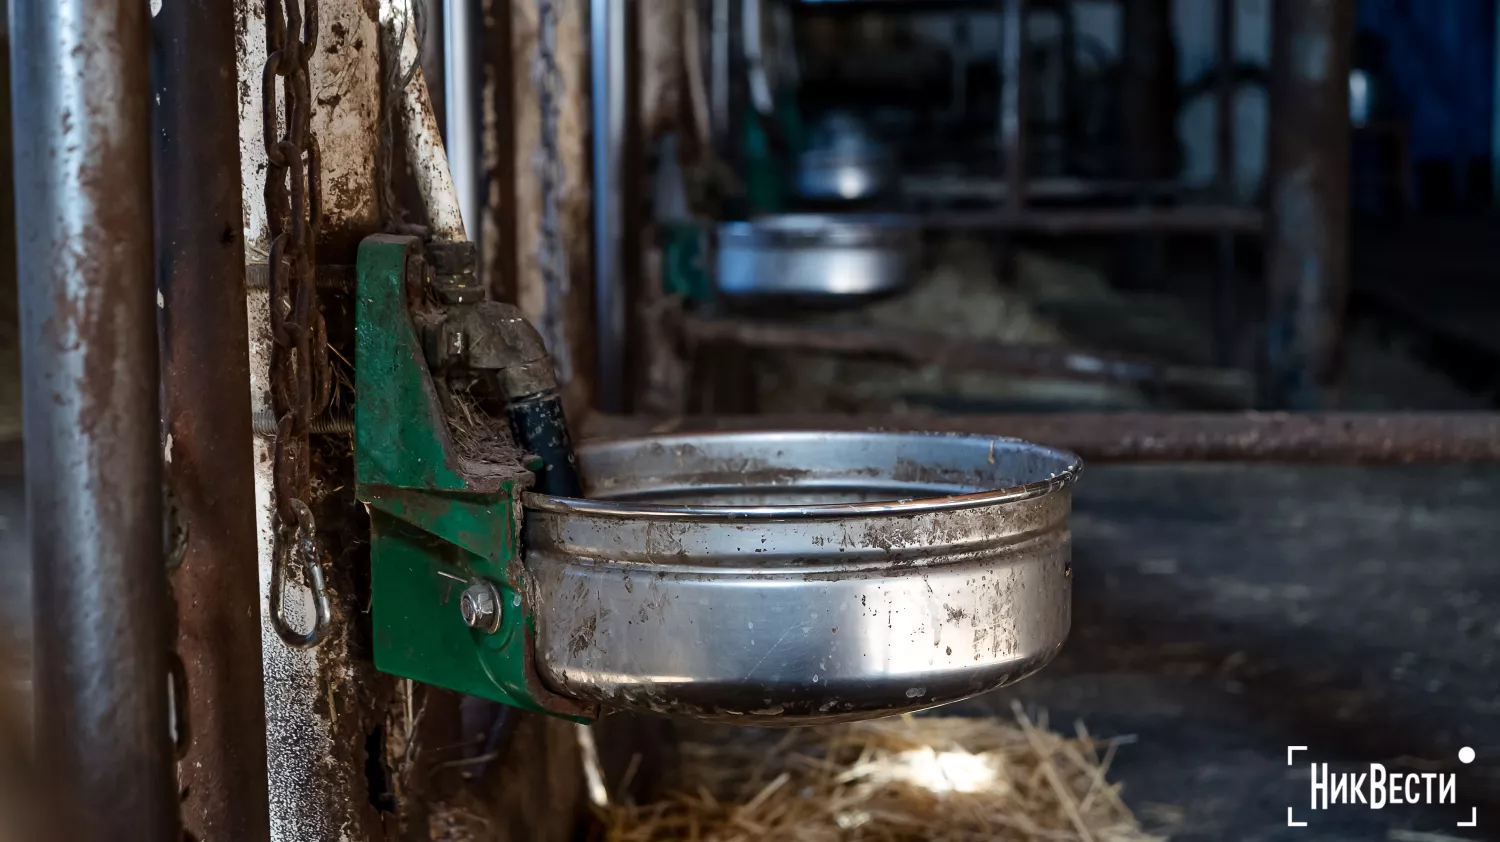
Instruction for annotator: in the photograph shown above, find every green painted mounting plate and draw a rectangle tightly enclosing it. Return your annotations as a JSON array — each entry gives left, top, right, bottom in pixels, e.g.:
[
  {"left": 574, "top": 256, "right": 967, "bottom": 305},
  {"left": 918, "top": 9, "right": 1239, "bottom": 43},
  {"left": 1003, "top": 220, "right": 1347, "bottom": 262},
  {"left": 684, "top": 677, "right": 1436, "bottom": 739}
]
[{"left": 353, "top": 234, "right": 592, "bottom": 722}]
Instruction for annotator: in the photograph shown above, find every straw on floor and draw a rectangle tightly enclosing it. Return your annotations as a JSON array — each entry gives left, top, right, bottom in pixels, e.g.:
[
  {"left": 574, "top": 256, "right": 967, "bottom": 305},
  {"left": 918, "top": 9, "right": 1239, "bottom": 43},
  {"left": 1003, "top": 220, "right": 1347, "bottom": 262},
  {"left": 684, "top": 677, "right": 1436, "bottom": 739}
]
[{"left": 597, "top": 702, "right": 1164, "bottom": 842}]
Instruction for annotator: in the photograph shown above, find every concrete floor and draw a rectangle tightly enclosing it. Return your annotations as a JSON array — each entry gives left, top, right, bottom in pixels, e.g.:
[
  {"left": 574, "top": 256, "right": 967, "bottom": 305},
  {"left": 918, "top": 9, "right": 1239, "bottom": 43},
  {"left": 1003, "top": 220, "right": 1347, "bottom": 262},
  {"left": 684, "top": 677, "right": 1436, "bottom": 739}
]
[
  {"left": 937, "top": 249, "right": 1500, "bottom": 839},
  {"left": 974, "top": 463, "right": 1500, "bottom": 841}
]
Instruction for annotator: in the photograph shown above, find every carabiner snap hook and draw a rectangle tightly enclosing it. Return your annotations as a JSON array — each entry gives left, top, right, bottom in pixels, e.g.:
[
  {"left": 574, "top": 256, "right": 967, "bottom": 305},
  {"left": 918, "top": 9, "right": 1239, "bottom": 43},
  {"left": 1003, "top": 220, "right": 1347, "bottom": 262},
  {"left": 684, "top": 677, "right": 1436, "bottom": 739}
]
[{"left": 269, "top": 498, "right": 333, "bottom": 648}]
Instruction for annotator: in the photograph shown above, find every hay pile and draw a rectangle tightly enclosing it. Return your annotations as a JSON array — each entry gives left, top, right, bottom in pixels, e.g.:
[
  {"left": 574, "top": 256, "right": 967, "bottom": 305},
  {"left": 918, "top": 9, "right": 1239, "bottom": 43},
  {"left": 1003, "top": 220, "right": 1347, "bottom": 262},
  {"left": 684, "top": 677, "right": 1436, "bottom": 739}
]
[
  {"left": 753, "top": 239, "right": 1149, "bottom": 414},
  {"left": 597, "top": 706, "right": 1162, "bottom": 842}
]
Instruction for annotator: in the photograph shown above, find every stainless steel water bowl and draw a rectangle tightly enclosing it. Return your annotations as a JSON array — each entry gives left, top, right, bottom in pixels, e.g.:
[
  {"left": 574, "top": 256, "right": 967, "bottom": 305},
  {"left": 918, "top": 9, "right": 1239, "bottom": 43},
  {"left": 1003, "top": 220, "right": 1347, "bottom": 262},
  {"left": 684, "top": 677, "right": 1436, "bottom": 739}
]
[
  {"left": 715, "top": 214, "right": 920, "bottom": 307},
  {"left": 795, "top": 148, "right": 895, "bottom": 201},
  {"left": 524, "top": 431, "right": 1080, "bottom": 724}
]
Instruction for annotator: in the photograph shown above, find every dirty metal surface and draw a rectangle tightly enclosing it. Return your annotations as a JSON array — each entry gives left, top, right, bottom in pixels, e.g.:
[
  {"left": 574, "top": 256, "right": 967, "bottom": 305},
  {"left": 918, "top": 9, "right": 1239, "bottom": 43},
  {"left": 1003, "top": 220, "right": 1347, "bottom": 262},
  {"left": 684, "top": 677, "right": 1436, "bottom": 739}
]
[
  {"left": 153, "top": 0, "right": 270, "bottom": 837},
  {"left": 239, "top": 0, "right": 381, "bottom": 263},
  {"left": 582, "top": 412, "right": 1500, "bottom": 465},
  {"left": 11, "top": 0, "right": 176, "bottom": 837},
  {"left": 526, "top": 432, "right": 1078, "bottom": 723},
  {"left": 236, "top": 0, "right": 389, "bottom": 839},
  {"left": 387, "top": 0, "right": 466, "bottom": 242},
  {"left": 1263, "top": 0, "right": 1355, "bottom": 409}
]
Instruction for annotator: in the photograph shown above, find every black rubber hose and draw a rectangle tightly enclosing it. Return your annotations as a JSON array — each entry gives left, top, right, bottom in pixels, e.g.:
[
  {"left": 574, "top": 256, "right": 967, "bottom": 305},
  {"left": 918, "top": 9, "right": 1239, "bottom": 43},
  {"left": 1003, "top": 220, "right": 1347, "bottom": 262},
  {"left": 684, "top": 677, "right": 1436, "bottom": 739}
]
[{"left": 506, "top": 392, "right": 583, "bottom": 498}]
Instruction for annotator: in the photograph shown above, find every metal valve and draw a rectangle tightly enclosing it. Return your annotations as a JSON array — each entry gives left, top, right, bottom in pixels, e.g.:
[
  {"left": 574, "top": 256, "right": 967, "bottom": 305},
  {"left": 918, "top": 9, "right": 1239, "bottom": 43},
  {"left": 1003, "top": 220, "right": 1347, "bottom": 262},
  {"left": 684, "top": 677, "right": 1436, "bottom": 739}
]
[{"left": 353, "top": 233, "right": 593, "bottom": 721}]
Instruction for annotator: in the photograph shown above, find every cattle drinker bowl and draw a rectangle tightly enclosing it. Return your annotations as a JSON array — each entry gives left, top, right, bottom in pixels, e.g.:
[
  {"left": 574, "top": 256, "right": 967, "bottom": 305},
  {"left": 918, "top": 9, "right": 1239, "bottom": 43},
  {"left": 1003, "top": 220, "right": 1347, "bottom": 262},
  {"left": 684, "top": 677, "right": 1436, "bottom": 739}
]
[{"left": 524, "top": 431, "right": 1080, "bottom": 724}]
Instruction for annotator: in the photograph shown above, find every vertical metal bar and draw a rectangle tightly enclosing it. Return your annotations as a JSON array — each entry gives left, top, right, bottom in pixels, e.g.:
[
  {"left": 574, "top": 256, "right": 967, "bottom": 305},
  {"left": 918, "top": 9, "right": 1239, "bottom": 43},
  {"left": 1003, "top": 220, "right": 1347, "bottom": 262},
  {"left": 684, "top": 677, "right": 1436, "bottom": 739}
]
[
  {"left": 483, "top": 0, "right": 518, "bottom": 302},
  {"left": 1214, "top": 229, "right": 1237, "bottom": 365},
  {"left": 236, "top": 1, "right": 385, "bottom": 836},
  {"left": 1120, "top": 0, "right": 1175, "bottom": 183},
  {"left": 1264, "top": 0, "right": 1354, "bottom": 408},
  {"left": 402, "top": 40, "right": 469, "bottom": 242},
  {"left": 1493, "top": 1, "right": 1500, "bottom": 204},
  {"left": 151, "top": 0, "right": 271, "bottom": 838},
  {"left": 593, "top": 0, "right": 627, "bottom": 411},
  {"left": 711, "top": 0, "right": 730, "bottom": 147},
  {"left": 445, "top": 0, "right": 481, "bottom": 242},
  {"left": 949, "top": 15, "right": 967, "bottom": 119},
  {"left": 1056, "top": 3, "right": 1074, "bottom": 173},
  {"left": 424, "top": 0, "right": 448, "bottom": 134},
  {"left": 1216, "top": 0, "right": 1237, "bottom": 193},
  {"left": 1118, "top": 0, "right": 1174, "bottom": 290},
  {"left": 1213, "top": 0, "right": 1238, "bottom": 366},
  {"left": 9, "top": 0, "right": 176, "bottom": 839},
  {"left": 1000, "top": 0, "right": 1026, "bottom": 210}
]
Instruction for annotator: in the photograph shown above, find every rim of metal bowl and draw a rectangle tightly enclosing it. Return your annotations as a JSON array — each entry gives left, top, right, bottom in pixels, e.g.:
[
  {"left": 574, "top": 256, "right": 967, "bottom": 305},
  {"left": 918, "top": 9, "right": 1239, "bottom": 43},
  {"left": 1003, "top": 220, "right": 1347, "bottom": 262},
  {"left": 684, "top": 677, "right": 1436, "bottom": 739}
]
[
  {"left": 523, "top": 431, "right": 1082, "bottom": 521},
  {"left": 718, "top": 214, "right": 920, "bottom": 249}
]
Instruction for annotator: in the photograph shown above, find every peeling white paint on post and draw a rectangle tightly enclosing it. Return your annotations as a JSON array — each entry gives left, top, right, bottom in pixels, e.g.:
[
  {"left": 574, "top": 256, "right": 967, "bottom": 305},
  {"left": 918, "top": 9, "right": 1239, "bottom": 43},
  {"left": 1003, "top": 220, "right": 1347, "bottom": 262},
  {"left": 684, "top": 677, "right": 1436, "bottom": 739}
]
[
  {"left": 386, "top": 0, "right": 467, "bottom": 241},
  {"left": 235, "top": 0, "right": 381, "bottom": 839}
]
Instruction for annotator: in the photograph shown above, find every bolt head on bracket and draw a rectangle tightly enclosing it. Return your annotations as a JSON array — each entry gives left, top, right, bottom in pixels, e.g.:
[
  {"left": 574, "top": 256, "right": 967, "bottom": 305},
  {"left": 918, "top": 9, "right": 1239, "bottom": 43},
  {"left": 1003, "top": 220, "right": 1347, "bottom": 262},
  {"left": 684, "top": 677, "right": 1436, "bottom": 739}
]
[{"left": 459, "top": 581, "right": 502, "bottom": 634}]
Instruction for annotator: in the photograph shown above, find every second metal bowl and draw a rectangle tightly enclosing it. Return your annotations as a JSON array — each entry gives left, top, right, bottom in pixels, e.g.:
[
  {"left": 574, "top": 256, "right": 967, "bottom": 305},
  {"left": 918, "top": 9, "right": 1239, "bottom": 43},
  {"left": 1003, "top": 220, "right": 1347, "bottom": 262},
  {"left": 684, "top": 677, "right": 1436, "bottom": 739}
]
[
  {"left": 795, "top": 148, "right": 896, "bottom": 202},
  {"left": 524, "top": 431, "right": 1080, "bottom": 724},
  {"left": 715, "top": 214, "right": 920, "bottom": 308}
]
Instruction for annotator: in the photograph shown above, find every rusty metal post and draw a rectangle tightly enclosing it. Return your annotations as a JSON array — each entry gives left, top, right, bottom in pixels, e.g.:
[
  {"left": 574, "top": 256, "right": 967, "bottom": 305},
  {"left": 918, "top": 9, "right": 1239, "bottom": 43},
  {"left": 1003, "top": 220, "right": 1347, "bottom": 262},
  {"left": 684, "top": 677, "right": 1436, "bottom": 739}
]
[
  {"left": 1056, "top": 3, "right": 1076, "bottom": 173},
  {"left": 999, "top": 0, "right": 1026, "bottom": 210},
  {"left": 151, "top": 0, "right": 271, "bottom": 839},
  {"left": 1121, "top": 0, "right": 1176, "bottom": 184},
  {"left": 1213, "top": 0, "right": 1238, "bottom": 366},
  {"left": 9, "top": 0, "right": 176, "bottom": 839},
  {"left": 1215, "top": 0, "right": 1237, "bottom": 194},
  {"left": 1118, "top": 0, "right": 1176, "bottom": 291},
  {"left": 1264, "top": 0, "right": 1355, "bottom": 408}
]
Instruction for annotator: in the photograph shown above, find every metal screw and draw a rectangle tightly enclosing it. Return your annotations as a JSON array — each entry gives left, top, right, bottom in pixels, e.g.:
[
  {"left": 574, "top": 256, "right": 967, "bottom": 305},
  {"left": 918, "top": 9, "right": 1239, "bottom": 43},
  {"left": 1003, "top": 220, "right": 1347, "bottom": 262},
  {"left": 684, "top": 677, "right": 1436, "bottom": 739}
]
[{"left": 459, "top": 581, "right": 502, "bottom": 633}]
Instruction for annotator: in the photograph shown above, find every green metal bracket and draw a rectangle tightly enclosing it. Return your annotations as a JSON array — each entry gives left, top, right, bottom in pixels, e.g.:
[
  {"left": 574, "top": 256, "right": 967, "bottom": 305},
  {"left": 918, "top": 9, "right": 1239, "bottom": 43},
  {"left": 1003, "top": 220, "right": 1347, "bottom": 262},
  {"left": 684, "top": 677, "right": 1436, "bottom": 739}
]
[{"left": 354, "top": 234, "right": 593, "bottom": 722}]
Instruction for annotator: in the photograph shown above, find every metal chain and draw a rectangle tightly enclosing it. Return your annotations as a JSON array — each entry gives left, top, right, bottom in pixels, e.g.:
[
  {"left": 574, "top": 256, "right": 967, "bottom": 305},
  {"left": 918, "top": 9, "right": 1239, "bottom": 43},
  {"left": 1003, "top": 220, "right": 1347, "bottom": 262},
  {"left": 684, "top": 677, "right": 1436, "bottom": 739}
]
[
  {"left": 263, "top": 0, "right": 333, "bottom": 648},
  {"left": 534, "top": 0, "right": 571, "bottom": 383}
]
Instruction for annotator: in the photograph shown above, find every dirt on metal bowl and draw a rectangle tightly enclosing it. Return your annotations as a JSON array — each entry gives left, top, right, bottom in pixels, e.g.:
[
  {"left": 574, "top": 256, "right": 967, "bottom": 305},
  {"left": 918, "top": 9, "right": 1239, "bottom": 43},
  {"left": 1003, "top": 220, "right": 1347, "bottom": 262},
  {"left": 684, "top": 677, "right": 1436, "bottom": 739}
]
[{"left": 524, "top": 431, "right": 1080, "bottom": 724}]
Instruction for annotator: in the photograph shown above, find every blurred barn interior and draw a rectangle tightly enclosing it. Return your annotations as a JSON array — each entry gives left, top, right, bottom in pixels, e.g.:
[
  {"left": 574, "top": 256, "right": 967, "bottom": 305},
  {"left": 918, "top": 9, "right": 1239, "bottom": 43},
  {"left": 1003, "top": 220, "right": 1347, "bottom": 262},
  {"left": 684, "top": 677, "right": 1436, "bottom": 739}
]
[{"left": 4, "top": 1, "right": 1500, "bottom": 840}]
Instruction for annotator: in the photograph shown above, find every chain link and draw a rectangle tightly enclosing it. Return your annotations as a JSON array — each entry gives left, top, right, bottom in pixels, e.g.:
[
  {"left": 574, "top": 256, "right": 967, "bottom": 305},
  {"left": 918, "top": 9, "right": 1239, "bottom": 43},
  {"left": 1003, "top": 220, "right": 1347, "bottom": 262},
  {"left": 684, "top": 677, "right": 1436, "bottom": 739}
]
[
  {"left": 264, "top": 0, "right": 333, "bottom": 649},
  {"left": 534, "top": 0, "right": 571, "bottom": 384}
]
